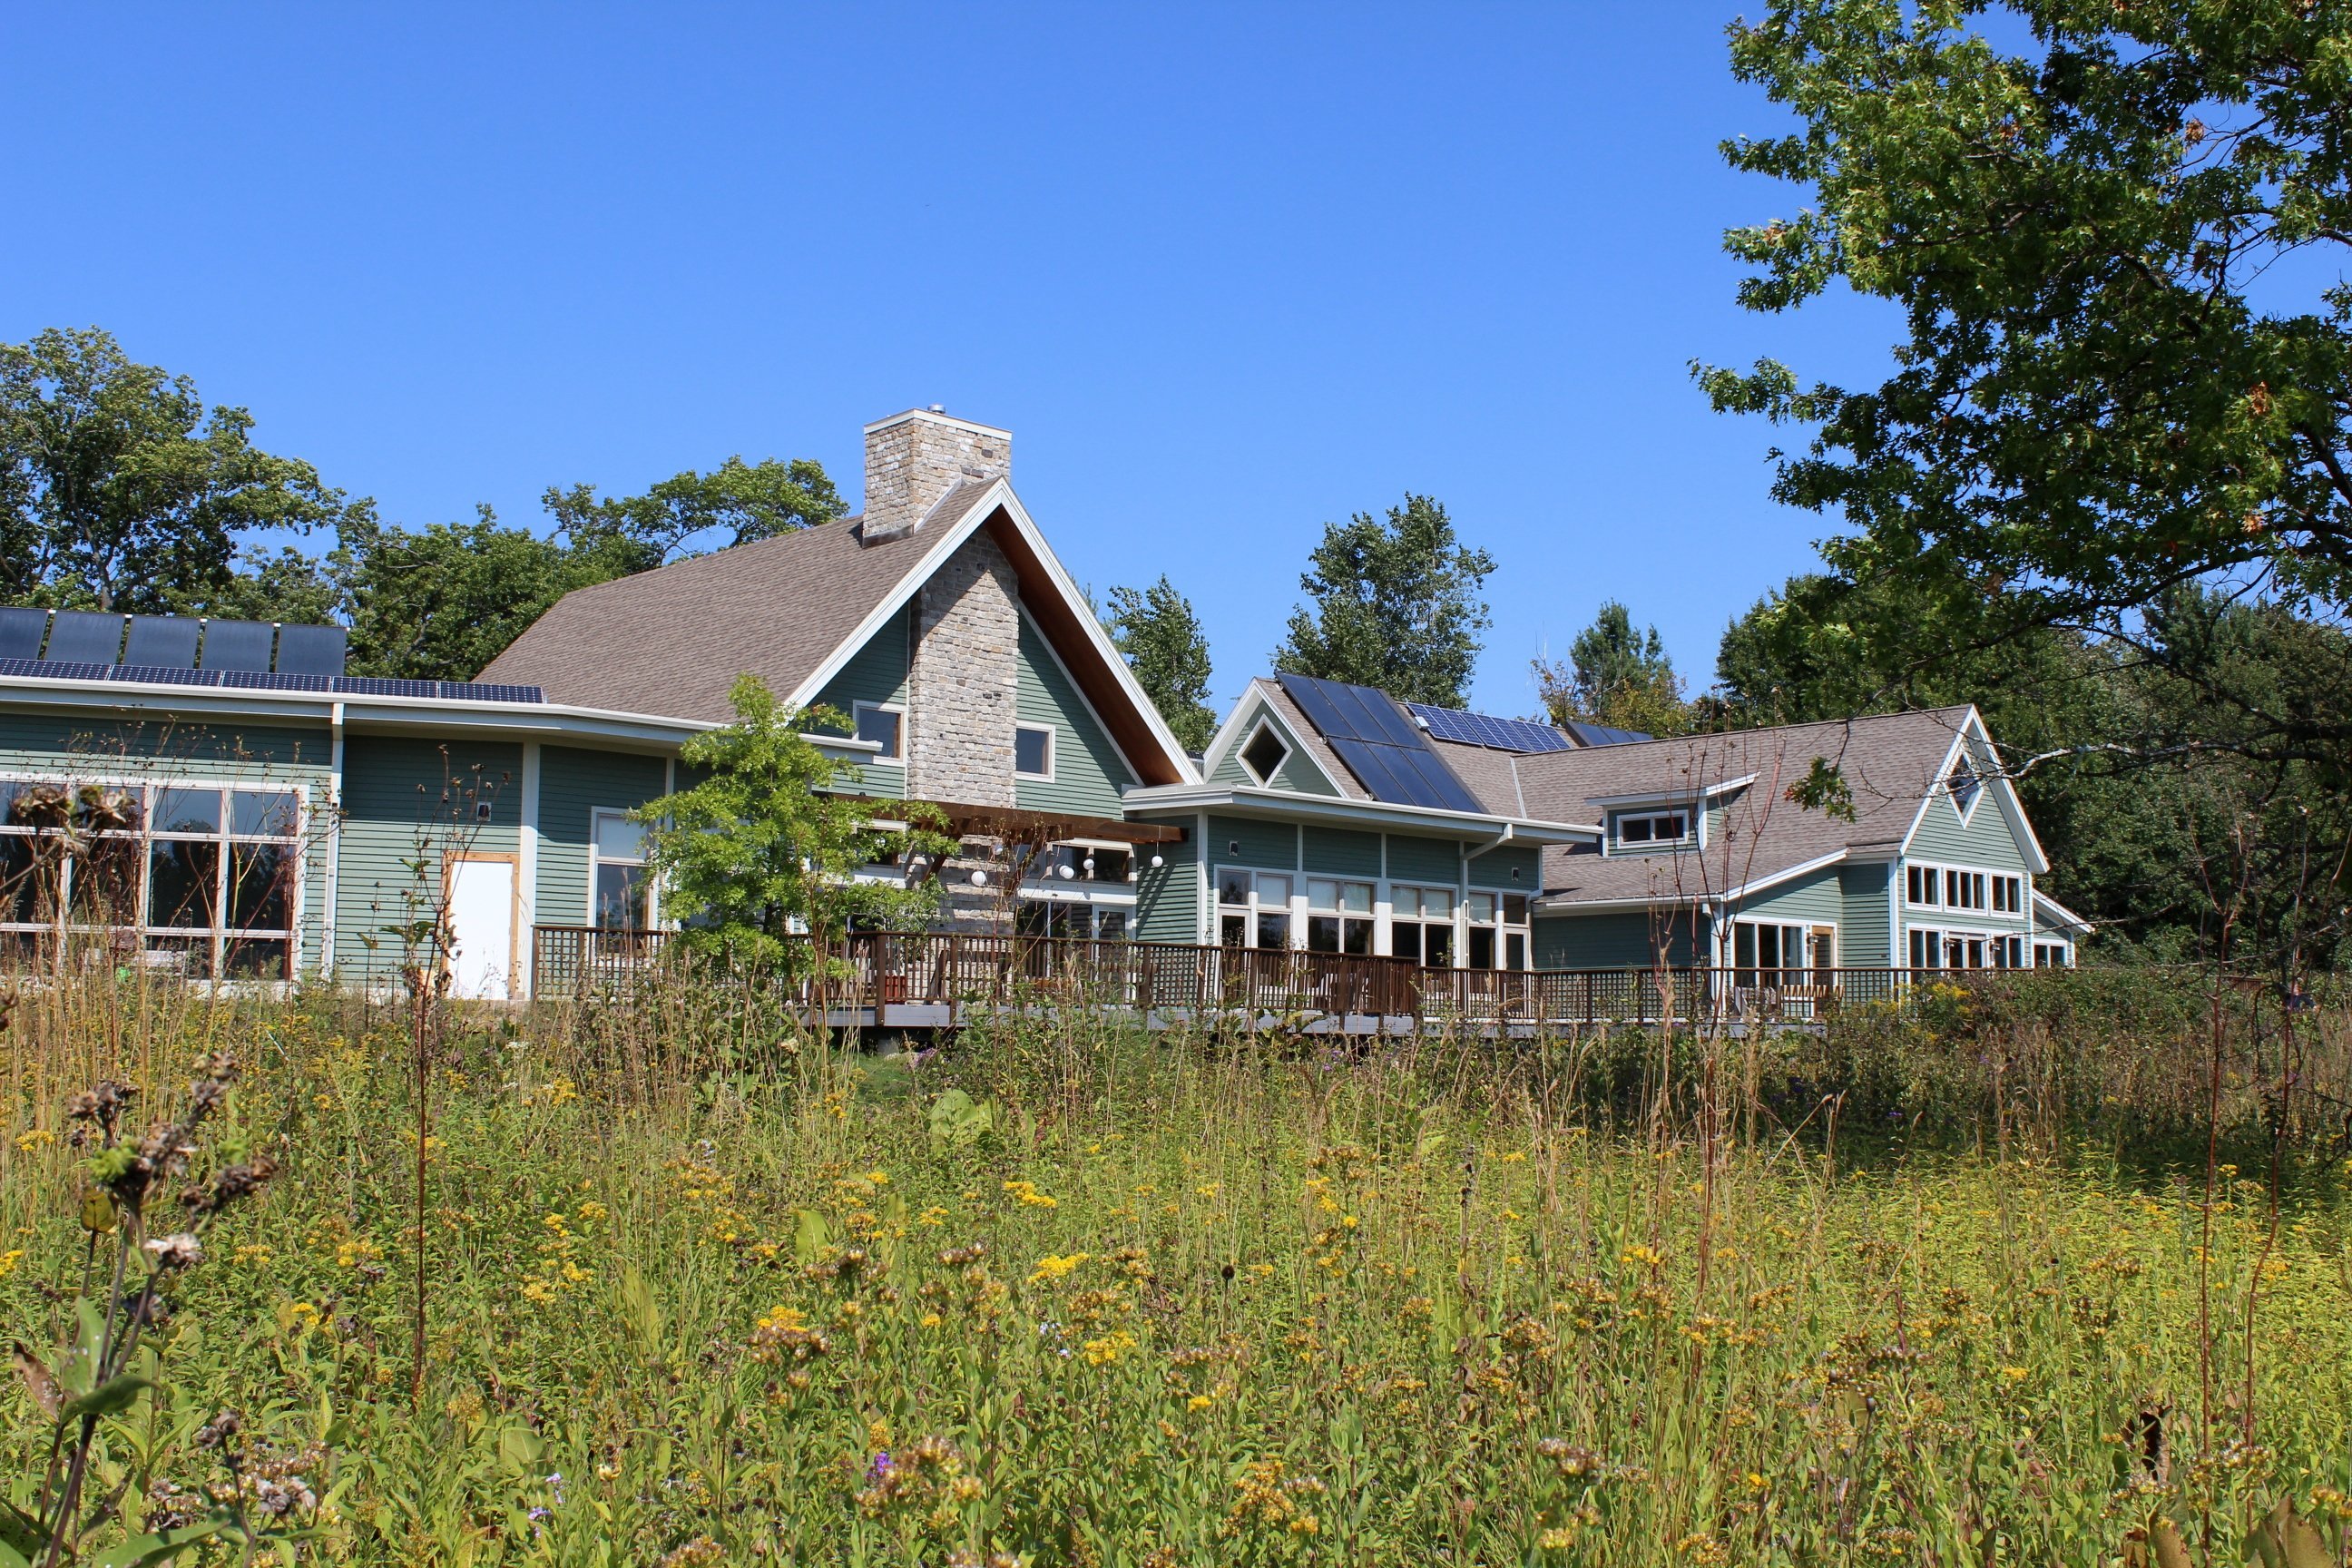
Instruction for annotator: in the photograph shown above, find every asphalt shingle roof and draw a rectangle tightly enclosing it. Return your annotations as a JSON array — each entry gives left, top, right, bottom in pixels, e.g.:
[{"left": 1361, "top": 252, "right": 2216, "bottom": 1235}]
[
  {"left": 1427, "top": 707, "right": 1980, "bottom": 904},
  {"left": 477, "top": 509, "right": 962, "bottom": 723}
]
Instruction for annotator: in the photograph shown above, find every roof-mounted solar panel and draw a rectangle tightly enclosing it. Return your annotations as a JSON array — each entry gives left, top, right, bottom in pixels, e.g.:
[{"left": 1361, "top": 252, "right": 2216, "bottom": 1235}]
[
  {"left": 0, "top": 608, "right": 48, "bottom": 662},
  {"left": 273, "top": 622, "right": 347, "bottom": 677},
  {"left": 1406, "top": 701, "right": 1580, "bottom": 753},
  {"left": 1276, "top": 673, "right": 1487, "bottom": 814},
  {"left": 1563, "top": 721, "right": 1651, "bottom": 747},
  {"left": 199, "top": 619, "right": 275, "bottom": 672},
  {"left": 44, "top": 612, "right": 127, "bottom": 665},
  {"left": 122, "top": 615, "right": 201, "bottom": 670}
]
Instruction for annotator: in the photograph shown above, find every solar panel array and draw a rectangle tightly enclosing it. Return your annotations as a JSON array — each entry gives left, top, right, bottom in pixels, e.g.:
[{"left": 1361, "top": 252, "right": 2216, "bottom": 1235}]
[
  {"left": 1406, "top": 701, "right": 1578, "bottom": 753},
  {"left": 0, "top": 657, "right": 543, "bottom": 705},
  {"left": 1276, "top": 674, "right": 1486, "bottom": 813},
  {"left": 1563, "top": 720, "right": 1652, "bottom": 748}
]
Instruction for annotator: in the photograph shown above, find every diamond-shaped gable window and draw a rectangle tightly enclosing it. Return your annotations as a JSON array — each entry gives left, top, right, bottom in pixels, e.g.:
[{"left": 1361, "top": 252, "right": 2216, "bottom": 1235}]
[
  {"left": 1241, "top": 724, "right": 1289, "bottom": 785},
  {"left": 1948, "top": 757, "right": 1981, "bottom": 817}
]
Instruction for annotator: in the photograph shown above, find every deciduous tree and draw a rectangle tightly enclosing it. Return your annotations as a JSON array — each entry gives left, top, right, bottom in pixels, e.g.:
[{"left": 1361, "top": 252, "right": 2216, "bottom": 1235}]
[
  {"left": 1105, "top": 575, "right": 1218, "bottom": 752},
  {"left": 1274, "top": 494, "right": 1494, "bottom": 707}
]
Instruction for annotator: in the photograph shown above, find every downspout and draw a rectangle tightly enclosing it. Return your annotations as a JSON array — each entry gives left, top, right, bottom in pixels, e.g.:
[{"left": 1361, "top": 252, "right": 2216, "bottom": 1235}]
[{"left": 319, "top": 701, "right": 345, "bottom": 981}]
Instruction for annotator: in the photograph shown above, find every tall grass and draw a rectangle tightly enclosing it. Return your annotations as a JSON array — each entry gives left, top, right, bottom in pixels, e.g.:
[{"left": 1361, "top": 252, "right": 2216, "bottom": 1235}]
[{"left": 3, "top": 966, "right": 2348, "bottom": 1564}]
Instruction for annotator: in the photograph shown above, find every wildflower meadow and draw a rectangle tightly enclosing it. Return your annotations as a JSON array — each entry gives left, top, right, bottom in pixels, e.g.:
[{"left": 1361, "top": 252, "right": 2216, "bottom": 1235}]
[{"left": 3, "top": 972, "right": 2349, "bottom": 1565}]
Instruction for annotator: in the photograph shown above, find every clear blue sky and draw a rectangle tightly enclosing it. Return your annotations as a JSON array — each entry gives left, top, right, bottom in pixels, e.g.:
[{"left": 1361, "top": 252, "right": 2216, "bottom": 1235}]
[{"left": 0, "top": 4, "right": 1903, "bottom": 714}]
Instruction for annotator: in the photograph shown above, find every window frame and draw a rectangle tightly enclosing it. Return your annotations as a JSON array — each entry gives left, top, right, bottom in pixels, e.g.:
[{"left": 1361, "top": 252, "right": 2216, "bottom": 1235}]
[
  {"left": 1387, "top": 881, "right": 1459, "bottom": 967},
  {"left": 850, "top": 701, "right": 905, "bottom": 764},
  {"left": 0, "top": 772, "right": 307, "bottom": 981},
  {"left": 1014, "top": 722, "right": 1055, "bottom": 782},
  {"left": 1239, "top": 722, "right": 1290, "bottom": 786},
  {"left": 1215, "top": 864, "right": 1298, "bottom": 949},
  {"left": 1611, "top": 808, "right": 1693, "bottom": 854},
  {"left": 588, "top": 807, "right": 655, "bottom": 931}
]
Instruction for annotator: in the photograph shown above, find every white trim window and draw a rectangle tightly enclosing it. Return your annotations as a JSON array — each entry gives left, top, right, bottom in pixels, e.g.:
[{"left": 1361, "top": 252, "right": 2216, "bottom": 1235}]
[
  {"left": 1389, "top": 884, "right": 1455, "bottom": 966},
  {"left": 1908, "top": 927, "right": 2024, "bottom": 970},
  {"left": 1, "top": 775, "right": 302, "bottom": 979},
  {"left": 1239, "top": 722, "right": 1289, "bottom": 785},
  {"left": 590, "top": 809, "right": 652, "bottom": 930},
  {"left": 1732, "top": 919, "right": 1832, "bottom": 981},
  {"left": 1612, "top": 808, "right": 1692, "bottom": 852},
  {"left": 852, "top": 702, "right": 904, "bottom": 763},
  {"left": 1464, "top": 889, "right": 1530, "bottom": 970},
  {"left": 1990, "top": 873, "right": 2024, "bottom": 914},
  {"left": 2034, "top": 939, "right": 2073, "bottom": 968},
  {"left": 1305, "top": 877, "right": 1375, "bottom": 956},
  {"left": 1945, "top": 869, "right": 1988, "bottom": 911},
  {"left": 1905, "top": 864, "right": 1940, "bottom": 907},
  {"left": 1014, "top": 723, "right": 1055, "bottom": 781},
  {"left": 1216, "top": 867, "right": 1294, "bottom": 949}
]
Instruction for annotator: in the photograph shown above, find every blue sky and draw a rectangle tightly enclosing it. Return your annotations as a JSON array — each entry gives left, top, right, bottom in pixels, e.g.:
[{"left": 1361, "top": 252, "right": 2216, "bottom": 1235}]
[{"left": 0, "top": 4, "right": 1906, "bottom": 714}]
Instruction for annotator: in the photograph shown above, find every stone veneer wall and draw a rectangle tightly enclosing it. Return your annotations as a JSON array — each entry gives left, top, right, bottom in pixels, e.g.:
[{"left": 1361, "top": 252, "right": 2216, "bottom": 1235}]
[{"left": 906, "top": 530, "right": 1019, "bottom": 808}]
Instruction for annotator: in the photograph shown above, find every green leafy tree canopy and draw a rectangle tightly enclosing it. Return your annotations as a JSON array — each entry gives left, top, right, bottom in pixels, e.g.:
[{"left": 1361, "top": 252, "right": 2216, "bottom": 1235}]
[
  {"left": 1698, "top": 0, "right": 2352, "bottom": 756},
  {"left": 0, "top": 328, "right": 361, "bottom": 612},
  {"left": 636, "top": 675, "right": 950, "bottom": 969},
  {"left": 1274, "top": 493, "right": 1494, "bottom": 708},
  {"left": 541, "top": 456, "right": 847, "bottom": 573},
  {"left": 1535, "top": 601, "right": 1692, "bottom": 736},
  {"left": 1105, "top": 575, "right": 1218, "bottom": 752}
]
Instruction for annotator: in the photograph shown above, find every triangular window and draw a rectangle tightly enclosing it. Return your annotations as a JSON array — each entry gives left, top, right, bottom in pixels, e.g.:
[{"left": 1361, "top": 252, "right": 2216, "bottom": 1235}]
[{"left": 1241, "top": 723, "right": 1290, "bottom": 785}]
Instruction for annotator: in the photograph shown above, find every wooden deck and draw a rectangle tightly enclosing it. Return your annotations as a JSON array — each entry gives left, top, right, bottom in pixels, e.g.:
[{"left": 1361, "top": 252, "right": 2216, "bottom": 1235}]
[{"left": 531, "top": 926, "right": 1988, "bottom": 1031}]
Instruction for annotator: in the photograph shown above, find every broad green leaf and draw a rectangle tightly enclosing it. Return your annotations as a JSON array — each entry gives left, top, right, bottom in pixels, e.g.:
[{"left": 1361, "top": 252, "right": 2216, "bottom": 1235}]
[
  {"left": 64, "top": 1373, "right": 152, "bottom": 1421},
  {"left": 93, "top": 1520, "right": 224, "bottom": 1568}
]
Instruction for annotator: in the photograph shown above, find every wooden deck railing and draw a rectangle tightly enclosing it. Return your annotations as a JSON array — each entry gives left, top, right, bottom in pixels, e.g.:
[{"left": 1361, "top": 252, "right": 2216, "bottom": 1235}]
[{"left": 531, "top": 925, "right": 2008, "bottom": 1025}]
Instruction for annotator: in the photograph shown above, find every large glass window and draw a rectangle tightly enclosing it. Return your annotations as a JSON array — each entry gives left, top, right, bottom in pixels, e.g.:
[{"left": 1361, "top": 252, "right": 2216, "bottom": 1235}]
[
  {"left": 0, "top": 777, "right": 301, "bottom": 979},
  {"left": 1216, "top": 867, "right": 1294, "bottom": 948},
  {"left": 1305, "top": 878, "right": 1374, "bottom": 955},
  {"left": 592, "top": 810, "right": 651, "bottom": 930},
  {"left": 1390, "top": 885, "right": 1455, "bottom": 966}
]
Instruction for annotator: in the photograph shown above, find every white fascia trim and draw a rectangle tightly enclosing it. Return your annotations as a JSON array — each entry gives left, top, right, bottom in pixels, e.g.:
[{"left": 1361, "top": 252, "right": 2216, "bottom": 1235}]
[
  {"left": 1717, "top": 848, "right": 1849, "bottom": 905},
  {"left": 2032, "top": 887, "right": 2094, "bottom": 935},
  {"left": 781, "top": 486, "right": 1003, "bottom": 714},
  {"left": 1894, "top": 710, "right": 2051, "bottom": 877},
  {"left": 988, "top": 485, "right": 1199, "bottom": 785},
  {"left": 1122, "top": 782, "right": 1598, "bottom": 844},
  {"left": 1896, "top": 726, "right": 1972, "bottom": 859},
  {"left": 0, "top": 672, "right": 715, "bottom": 750},
  {"left": 1200, "top": 685, "right": 1346, "bottom": 795},
  {"left": 1015, "top": 605, "right": 1137, "bottom": 788},
  {"left": 781, "top": 480, "right": 1197, "bottom": 788},
  {"left": 1532, "top": 893, "right": 1711, "bottom": 916},
  {"left": 1586, "top": 773, "right": 1759, "bottom": 809}
]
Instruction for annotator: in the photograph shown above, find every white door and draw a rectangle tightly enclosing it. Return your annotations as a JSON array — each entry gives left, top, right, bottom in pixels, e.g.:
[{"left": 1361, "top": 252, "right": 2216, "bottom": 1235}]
[{"left": 446, "top": 858, "right": 514, "bottom": 1000}]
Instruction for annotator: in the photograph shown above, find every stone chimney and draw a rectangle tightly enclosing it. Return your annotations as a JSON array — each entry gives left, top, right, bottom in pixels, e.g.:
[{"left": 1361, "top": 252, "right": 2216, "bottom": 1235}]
[{"left": 858, "top": 407, "right": 1010, "bottom": 543}]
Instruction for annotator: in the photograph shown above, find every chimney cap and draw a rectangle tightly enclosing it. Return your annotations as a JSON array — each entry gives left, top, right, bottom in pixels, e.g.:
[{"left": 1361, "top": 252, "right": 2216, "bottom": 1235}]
[
  {"left": 861, "top": 407, "right": 1012, "bottom": 439},
  {"left": 928, "top": 403, "right": 944, "bottom": 412}
]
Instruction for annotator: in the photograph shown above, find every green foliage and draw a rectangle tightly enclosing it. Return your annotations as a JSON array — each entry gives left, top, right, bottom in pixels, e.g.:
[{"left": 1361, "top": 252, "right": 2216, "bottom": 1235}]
[
  {"left": 1274, "top": 494, "right": 1494, "bottom": 707},
  {"left": 539, "top": 456, "right": 846, "bottom": 573},
  {"left": 1534, "top": 601, "right": 1691, "bottom": 736},
  {"left": 636, "top": 674, "right": 950, "bottom": 967},
  {"left": 5, "top": 984, "right": 2348, "bottom": 1563},
  {"left": 0, "top": 328, "right": 362, "bottom": 613},
  {"left": 1713, "top": 571, "right": 2352, "bottom": 967},
  {"left": 1699, "top": 0, "right": 2352, "bottom": 760},
  {"left": 1104, "top": 575, "right": 1218, "bottom": 752}
]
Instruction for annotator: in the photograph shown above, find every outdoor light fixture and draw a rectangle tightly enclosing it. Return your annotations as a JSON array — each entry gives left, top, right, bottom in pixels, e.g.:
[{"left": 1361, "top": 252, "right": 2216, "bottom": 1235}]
[
  {"left": 1082, "top": 856, "right": 1096, "bottom": 873},
  {"left": 1150, "top": 854, "right": 1165, "bottom": 869},
  {"left": 1058, "top": 865, "right": 1076, "bottom": 880},
  {"left": 969, "top": 870, "right": 988, "bottom": 888}
]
